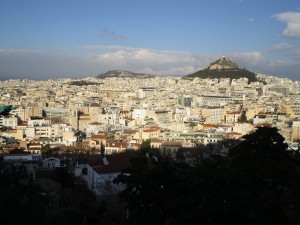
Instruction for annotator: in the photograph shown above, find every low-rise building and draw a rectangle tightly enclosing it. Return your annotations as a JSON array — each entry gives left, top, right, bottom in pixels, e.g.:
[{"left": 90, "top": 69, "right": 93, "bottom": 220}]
[{"left": 86, "top": 151, "right": 136, "bottom": 198}]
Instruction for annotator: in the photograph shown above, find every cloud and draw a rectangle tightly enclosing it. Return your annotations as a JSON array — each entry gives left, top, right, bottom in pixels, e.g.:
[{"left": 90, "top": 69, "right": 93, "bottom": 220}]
[
  {"left": 0, "top": 48, "right": 42, "bottom": 55},
  {"left": 228, "top": 52, "right": 265, "bottom": 66},
  {"left": 268, "top": 42, "right": 300, "bottom": 64},
  {"left": 269, "top": 42, "right": 294, "bottom": 51},
  {"left": 1, "top": 45, "right": 300, "bottom": 81},
  {"left": 248, "top": 18, "right": 255, "bottom": 22},
  {"left": 273, "top": 12, "right": 300, "bottom": 38},
  {"left": 100, "top": 28, "right": 127, "bottom": 40},
  {"left": 92, "top": 46, "right": 205, "bottom": 75}
]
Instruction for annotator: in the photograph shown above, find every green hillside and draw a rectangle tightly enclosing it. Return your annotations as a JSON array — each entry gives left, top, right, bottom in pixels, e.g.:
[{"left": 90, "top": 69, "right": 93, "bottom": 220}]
[{"left": 183, "top": 56, "right": 258, "bottom": 83}]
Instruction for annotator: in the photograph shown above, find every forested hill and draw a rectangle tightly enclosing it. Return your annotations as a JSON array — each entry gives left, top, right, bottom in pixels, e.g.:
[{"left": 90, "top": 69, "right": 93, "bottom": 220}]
[
  {"left": 183, "top": 56, "right": 258, "bottom": 83},
  {"left": 95, "top": 70, "right": 156, "bottom": 79}
]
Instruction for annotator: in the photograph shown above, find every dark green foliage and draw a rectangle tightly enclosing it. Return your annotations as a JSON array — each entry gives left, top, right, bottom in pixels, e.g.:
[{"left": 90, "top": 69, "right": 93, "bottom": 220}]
[
  {"left": 61, "top": 207, "right": 84, "bottom": 225},
  {"left": 0, "top": 105, "right": 12, "bottom": 116},
  {"left": 183, "top": 69, "right": 257, "bottom": 83},
  {"left": 238, "top": 110, "right": 248, "bottom": 122},
  {"left": 42, "top": 144, "right": 51, "bottom": 155},
  {"left": 21, "top": 196, "right": 46, "bottom": 225},
  {"left": 115, "top": 127, "right": 300, "bottom": 225},
  {"left": 54, "top": 168, "right": 74, "bottom": 188},
  {"left": 140, "top": 140, "right": 151, "bottom": 151},
  {"left": 0, "top": 165, "right": 46, "bottom": 225},
  {"left": 95, "top": 70, "right": 156, "bottom": 79},
  {"left": 68, "top": 81, "right": 99, "bottom": 86},
  {"left": 49, "top": 183, "right": 108, "bottom": 225},
  {"left": 114, "top": 150, "right": 192, "bottom": 225},
  {"left": 0, "top": 163, "right": 120, "bottom": 225}
]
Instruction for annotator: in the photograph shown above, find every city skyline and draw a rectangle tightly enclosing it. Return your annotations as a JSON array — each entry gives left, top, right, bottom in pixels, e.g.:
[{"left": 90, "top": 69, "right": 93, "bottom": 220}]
[{"left": 1, "top": 0, "right": 300, "bottom": 81}]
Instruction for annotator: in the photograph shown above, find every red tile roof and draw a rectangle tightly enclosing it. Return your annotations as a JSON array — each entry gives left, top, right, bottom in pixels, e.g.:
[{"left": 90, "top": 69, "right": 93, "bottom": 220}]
[
  {"left": 106, "top": 142, "right": 127, "bottom": 148},
  {"left": 124, "top": 117, "right": 135, "bottom": 121},
  {"left": 120, "top": 110, "right": 130, "bottom": 114},
  {"left": 124, "top": 130, "right": 138, "bottom": 134},
  {"left": 143, "top": 129, "right": 158, "bottom": 133},
  {"left": 90, "top": 103, "right": 100, "bottom": 107},
  {"left": 89, "top": 122, "right": 103, "bottom": 125},
  {"left": 255, "top": 123, "right": 272, "bottom": 127},
  {"left": 203, "top": 124, "right": 219, "bottom": 128},
  {"left": 226, "top": 111, "right": 240, "bottom": 115}
]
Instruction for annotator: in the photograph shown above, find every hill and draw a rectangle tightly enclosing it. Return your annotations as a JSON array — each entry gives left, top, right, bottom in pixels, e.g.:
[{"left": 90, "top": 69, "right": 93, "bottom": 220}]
[
  {"left": 183, "top": 56, "right": 258, "bottom": 83},
  {"left": 95, "top": 70, "right": 156, "bottom": 79},
  {"left": 68, "top": 80, "right": 100, "bottom": 86}
]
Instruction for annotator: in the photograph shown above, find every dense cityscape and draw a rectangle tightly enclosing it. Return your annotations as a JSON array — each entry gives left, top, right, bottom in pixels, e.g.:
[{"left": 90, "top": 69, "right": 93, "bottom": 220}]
[
  {"left": 2, "top": 0, "right": 300, "bottom": 224},
  {"left": 1, "top": 56, "right": 300, "bottom": 224}
]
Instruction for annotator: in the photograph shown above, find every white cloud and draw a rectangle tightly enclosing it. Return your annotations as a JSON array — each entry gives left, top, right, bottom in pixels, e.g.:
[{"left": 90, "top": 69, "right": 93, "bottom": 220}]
[
  {"left": 228, "top": 52, "right": 265, "bottom": 67},
  {"left": 1, "top": 46, "right": 300, "bottom": 81},
  {"left": 273, "top": 12, "right": 300, "bottom": 38},
  {"left": 269, "top": 42, "right": 294, "bottom": 51},
  {"left": 92, "top": 46, "right": 204, "bottom": 75}
]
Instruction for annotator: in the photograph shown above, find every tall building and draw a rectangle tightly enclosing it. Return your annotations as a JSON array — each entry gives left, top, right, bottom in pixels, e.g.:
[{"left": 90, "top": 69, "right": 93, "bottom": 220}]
[
  {"left": 138, "top": 87, "right": 156, "bottom": 98},
  {"left": 178, "top": 95, "right": 192, "bottom": 107},
  {"left": 291, "top": 121, "right": 300, "bottom": 142}
]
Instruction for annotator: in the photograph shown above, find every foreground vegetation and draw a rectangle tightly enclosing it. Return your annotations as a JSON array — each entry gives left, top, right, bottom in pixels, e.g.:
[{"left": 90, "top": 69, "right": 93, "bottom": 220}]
[
  {"left": 1, "top": 127, "right": 300, "bottom": 225},
  {"left": 115, "top": 127, "right": 300, "bottom": 225}
]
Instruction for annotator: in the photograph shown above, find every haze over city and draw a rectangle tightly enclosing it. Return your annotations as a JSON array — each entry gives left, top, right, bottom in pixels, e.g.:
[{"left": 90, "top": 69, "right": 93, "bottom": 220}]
[{"left": 1, "top": 0, "right": 300, "bottom": 80}]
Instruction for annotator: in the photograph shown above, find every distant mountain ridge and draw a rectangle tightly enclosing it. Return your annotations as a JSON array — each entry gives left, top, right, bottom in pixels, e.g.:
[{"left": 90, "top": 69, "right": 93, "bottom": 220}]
[
  {"left": 95, "top": 70, "right": 156, "bottom": 79},
  {"left": 183, "top": 56, "right": 257, "bottom": 83}
]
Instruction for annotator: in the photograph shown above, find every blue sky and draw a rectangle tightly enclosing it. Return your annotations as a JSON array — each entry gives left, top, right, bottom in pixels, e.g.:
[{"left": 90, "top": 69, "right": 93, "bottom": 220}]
[{"left": 1, "top": 0, "right": 300, "bottom": 80}]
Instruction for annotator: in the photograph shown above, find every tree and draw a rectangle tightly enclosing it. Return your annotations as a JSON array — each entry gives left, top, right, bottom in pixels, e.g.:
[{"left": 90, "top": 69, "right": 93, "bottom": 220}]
[
  {"left": 189, "top": 122, "right": 198, "bottom": 131},
  {"left": 140, "top": 140, "right": 151, "bottom": 151},
  {"left": 42, "top": 144, "right": 51, "bottom": 155},
  {"left": 0, "top": 164, "right": 47, "bottom": 225},
  {"left": 0, "top": 105, "right": 12, "bottom": 116},
  {"left": 228, "top": 126, "right": 300, "bottom": 225},
  {"left": 238, "top": 110, "right": 247, "bottom": 122},
  {"left": 114, "top": 127, "right": 300, "bottom": 225},
  {"left": 114, "top": 151, "right": 194, "bottom": 225}
]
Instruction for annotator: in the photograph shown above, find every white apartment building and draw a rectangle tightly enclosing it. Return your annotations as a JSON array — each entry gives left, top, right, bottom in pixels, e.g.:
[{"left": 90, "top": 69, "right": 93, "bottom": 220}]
[
  {"left": 25, "top": 126, "right": 52, "bottom": 140},
  {"left": 153, "top": 110, "right": 172, "bottom": 124},
  {"left": 43, "top": 106, "right": 70, "bottom": 123},
  {"left": 2, "top": 116, "right": 18, "bottom": 129},
  {"left": 178, "top": 95, "right": 192, "bottom": 107},
  {"left": 138, "top": 87, "right": 156, "bottom": 98},
  {"left": 132, "top": 108, "right": 146, "bottom": 120},
  {"left": 62, "top": 130, "right": 77, "bottom": 146},
  {"left": 84, "top": 122, "right": 106, "bottom": 138},
  {"left": 196, "top": 95, "right": 233, "bottom": 107},
  {"left": 28, "top": 116, "right": 50, "bottom": 127},
  {"left": 291, "top": 121, "right": 300, "bottom": 142},
  {"left": 98, "top": 113, "right": 118, "bottom": 124},
  {"left": 232, "top": 123, "right": 253, "bottom": 135},
  {"left": 290, "top": 102, "right": 300, "bottom": 116},
  {"left": 174, "top": 107, "right": 191, "bottom": 122},
  {"left": 202, "top": 107, "right": 223, "bottom": 124},
  {"left": 253, "top": 115, "right": 274, "bottom": 125}
]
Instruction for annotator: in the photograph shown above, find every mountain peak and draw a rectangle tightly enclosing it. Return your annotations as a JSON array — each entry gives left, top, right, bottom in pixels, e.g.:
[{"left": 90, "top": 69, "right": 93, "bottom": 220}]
[
  {"left": 183, "top": 56, "right": 257, "bottom": 83},
  {"left": 204, "top": 56, "right": 239, "bottom": 70}
]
